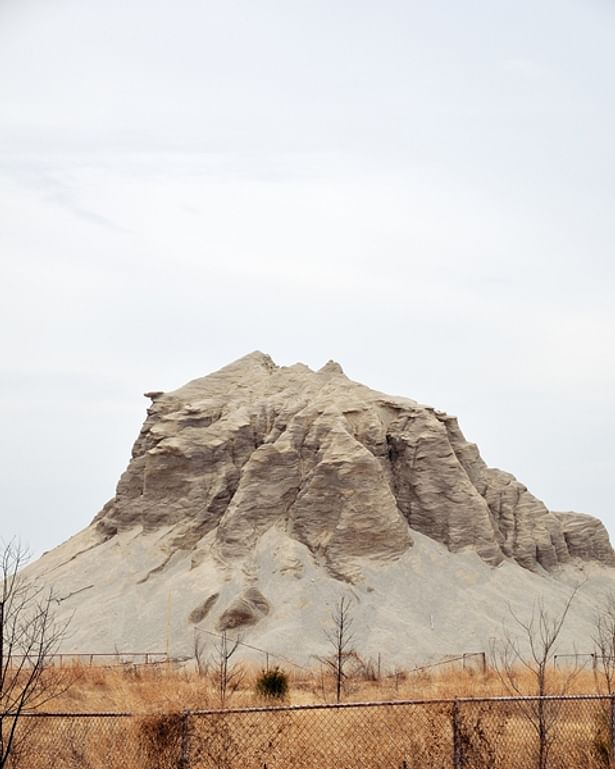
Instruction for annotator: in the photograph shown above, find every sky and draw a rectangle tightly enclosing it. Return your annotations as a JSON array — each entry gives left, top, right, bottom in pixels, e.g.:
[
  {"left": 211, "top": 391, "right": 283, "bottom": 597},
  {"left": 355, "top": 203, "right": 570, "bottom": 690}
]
[{"left": 0, "top": 0, "right": 614, "bottom": 559}]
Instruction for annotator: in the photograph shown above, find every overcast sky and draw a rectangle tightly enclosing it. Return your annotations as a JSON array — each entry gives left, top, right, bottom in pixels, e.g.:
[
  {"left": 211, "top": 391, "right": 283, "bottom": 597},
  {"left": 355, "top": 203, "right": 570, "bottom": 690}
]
[{"left": 1, "top": 0, "right": 614, "bottom": 559}]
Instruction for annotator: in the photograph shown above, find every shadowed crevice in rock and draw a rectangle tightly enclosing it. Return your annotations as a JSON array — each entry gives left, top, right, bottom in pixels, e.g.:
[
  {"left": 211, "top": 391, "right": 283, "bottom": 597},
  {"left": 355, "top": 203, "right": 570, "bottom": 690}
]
[
  {"left": 217, "top": 588, "right": 270, "bottom": 631},
  {"left": 136, "top": 552, "right": 175, "bottom": 584},
  {"left": 189, "top": 593, "right": 219, "bottom": 624}
]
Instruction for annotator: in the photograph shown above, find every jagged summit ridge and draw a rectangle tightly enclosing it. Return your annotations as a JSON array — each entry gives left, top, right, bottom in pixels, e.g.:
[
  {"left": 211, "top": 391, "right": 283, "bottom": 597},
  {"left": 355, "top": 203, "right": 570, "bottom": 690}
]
[{"left": 95, "top": 352, "right": 614, "bottom": 576}]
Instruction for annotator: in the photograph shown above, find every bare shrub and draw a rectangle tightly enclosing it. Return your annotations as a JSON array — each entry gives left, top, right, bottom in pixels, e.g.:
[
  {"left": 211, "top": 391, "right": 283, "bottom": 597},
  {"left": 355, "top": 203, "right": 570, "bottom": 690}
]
[{"left": 139, "top": 712, "right": 186, "bottom": 769}]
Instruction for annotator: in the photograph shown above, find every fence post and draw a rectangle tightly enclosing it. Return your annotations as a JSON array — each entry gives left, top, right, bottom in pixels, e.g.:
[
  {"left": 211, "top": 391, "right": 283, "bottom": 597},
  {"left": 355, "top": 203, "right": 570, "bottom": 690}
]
[
  {"left": 452, "top": 700, "right": 462, "bottom": 769},
  {"left": 179, "top": 710, "right": 190, "bottom": 769}
]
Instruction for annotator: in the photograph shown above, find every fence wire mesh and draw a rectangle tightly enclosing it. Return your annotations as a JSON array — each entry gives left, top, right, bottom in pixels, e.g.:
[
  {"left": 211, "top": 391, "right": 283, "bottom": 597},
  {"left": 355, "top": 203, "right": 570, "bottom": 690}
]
[
  {"left": 456, "top": 696, "right": 614, "bottom": 769},
  {"left": 3, "top": 695, "right": 615, "bottom": 769},
  {"left": 189, "top": 701, "right": 452, "bottom": 769},
  {"left": 2, "top": 713, "right": 144, "bottom": 769}
]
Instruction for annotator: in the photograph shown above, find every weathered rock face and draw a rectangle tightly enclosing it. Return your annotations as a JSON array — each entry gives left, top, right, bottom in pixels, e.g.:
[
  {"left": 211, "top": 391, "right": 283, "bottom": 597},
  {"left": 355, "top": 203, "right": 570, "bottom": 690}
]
[
  {"left": 556, "top": 512, "right": 615, "bottom": 565},
  {"left": 95, "top": 352, "right": 615, "bottom": 575}
]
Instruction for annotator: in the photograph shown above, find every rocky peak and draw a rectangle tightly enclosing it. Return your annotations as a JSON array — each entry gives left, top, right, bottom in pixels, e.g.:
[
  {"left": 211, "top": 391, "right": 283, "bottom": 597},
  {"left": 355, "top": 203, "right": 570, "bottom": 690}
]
[
  {"left": 94, "top": 353, "right": 615, "bottom": 577},
  {"left": 318, "top": 360, "right": 345, "bottom": 376}
]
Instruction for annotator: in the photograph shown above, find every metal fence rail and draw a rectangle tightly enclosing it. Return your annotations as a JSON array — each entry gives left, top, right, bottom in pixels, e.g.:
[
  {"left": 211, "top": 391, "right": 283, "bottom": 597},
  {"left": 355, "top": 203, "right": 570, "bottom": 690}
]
[
  {"left": 5, "top": 694, "right": 615, "bottom": 768},
  {"left": 6, "top": 651, "right": 169, "bottom": 668},
  {"left": 409, "top": 651, "right": 487, "bottom": 676}
]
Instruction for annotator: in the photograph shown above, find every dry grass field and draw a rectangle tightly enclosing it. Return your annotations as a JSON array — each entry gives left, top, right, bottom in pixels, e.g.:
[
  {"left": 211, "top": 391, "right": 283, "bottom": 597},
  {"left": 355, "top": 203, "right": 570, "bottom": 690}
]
[
  {"left": 7, "top": 663, "right": 613, "bottom": 768},
  {"left": 48, "top": 660, "right": 603, "bottom": 713}
]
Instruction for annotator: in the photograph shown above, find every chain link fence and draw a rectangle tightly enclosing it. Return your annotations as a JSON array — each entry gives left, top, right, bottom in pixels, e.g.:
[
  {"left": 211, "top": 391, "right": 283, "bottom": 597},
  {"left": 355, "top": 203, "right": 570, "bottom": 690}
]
[
  {"left": 4, "top": 694, "right": 615, "bottom": 768},
  {"left": 3, "top": 712, "right": 144, "bottom": 768}
]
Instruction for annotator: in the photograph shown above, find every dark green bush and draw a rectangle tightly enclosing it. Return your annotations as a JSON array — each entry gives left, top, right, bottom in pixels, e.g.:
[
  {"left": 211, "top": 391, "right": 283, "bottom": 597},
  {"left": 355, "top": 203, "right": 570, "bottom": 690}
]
[{"left": 255, "top": 667, "right": 289, "bottom": 700}]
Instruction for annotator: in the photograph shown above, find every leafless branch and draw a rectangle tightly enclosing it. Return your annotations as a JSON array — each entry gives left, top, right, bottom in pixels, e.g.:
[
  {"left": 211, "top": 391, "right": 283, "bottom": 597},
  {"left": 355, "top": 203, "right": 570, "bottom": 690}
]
[
  {"left": 593, "top": 592, "right": 615, "bottom": 696},
  {"left": 210, "top": 631, "right": 244, "bottom": 707},
  {"left": 321, "top": 596, "right": 355, "bottom": 703},
  {"left": 0, "top": 539, "right": 73, "bottom": 768},
  {"left": 492, "top": 585, "right": 581, "bottom": 769},
  {"left": 193, "top": 630, "right": 208, "bottom": 677}
]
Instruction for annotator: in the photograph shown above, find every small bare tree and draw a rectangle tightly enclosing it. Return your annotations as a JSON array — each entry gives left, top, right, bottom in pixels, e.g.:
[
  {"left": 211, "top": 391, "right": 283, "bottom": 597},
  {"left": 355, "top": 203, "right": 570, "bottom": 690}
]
[
  {"left": 193, "top": 629, "right": 208, "bottom": 676},
  {"left": 322, "top": 596, "right": 355, "bottom": 703},
  {"left": 493, "top": 587, "right": 580, "bottom": 769},
  {"left": 594, "top": 592, "right": 615, "bottom": 695},
  {"left": 211, "top": 631, "right": 244, "bottom": 707},
  {"left": 1, "top": 541, "right": 72, "bottom": 768},
  {"left": 591, "top": 592, "right": 615, "bottom": 766}
]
